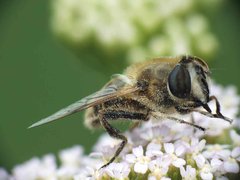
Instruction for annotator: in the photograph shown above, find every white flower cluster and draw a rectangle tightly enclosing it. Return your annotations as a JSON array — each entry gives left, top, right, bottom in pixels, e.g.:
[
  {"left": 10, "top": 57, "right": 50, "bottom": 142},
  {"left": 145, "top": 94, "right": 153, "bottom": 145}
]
[
  {"left": 1, "top": 81, "right": 240, "bottom": 180},
  {"left": 51, "top": 0, "right": 220, "bottom": 64}
]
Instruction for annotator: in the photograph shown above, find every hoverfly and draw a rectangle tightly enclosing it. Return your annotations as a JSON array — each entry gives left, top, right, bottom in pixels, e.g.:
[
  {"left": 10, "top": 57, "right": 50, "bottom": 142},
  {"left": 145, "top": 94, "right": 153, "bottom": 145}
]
[{"left": 29, "top": 55, "right": 232, "bottom": 168}]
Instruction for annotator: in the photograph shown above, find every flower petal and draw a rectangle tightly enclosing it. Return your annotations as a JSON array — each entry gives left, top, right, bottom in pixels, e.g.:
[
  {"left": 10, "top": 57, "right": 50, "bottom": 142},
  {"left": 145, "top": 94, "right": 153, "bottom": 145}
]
[
  {"left": 231, "top": 147, "right": 240, "bottom": 158},
  {"left": 198, "top": 139, "right": 206, "bottom": 151},
  {"left": 164, "top": 143, "right": 174, "bottom": 154},
  {"left": 230, "top": 130, "right": 240, "bottom": 146},
  {"left": 105, "top": 162, "right": 130, "bottom": 178},
  {"left": 210, "top": 158, "right": 223, "bottom": 171},
  {"left": 148, "top": 176, "right": 156, "bottom": 180},
  {"left": 217, "top": 150, "right": 231, "bottom": 160},
  {"left": 172, "top": 158, "right": 186, "bottom": 168},
  {"left": 180, "top": 165, "right": 196, "bottom": 179},
  {"left": 200, "top": 172, "right": 213, "bottom": 180},
  {"left": 194, "top": 154, "right": 206, "bottom": 168},
  {"left": 161, "top": 177, "right": 171, "bottom": 180},
  {"left": 147, "top": 143, "right": 161, "bottom": 152},
  {"left": 133, "top": 146, "right": 144, "bottom": 157},
  {"left": 186, "top": 165, "right": 196, "bottom": 175},
  {"left": 0, "top": 168, "right": 9, "bottom": 180},
  {"left": 175, "top": 145, "right": 185, "bottom": 157},
  {"left": 223, "top": 159, "right": 239, "bottom": 173},
  {"left": 180, "top": 166, "right": 186, "bottom": 177},
  {"left": 125, "top": 154, "right": 136, "bottom": 163},
  {"left": 134, "top": 162, "right": 148, "bottom": 174},
  {"left": 146, "top": 143, "right": 162, "bottom": 157}
]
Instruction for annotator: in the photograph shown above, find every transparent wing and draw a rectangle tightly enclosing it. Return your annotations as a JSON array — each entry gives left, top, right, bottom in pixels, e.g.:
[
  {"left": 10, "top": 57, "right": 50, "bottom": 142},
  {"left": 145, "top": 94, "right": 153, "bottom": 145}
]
[{"left": 29, "top": 75, "right": 138, "bottom": 128}]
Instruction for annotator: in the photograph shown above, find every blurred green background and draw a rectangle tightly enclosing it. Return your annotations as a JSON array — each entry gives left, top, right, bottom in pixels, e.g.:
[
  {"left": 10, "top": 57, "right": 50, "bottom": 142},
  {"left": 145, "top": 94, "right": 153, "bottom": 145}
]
[{"left": 0, "top": 0, "right": 240, "bottom": 170}]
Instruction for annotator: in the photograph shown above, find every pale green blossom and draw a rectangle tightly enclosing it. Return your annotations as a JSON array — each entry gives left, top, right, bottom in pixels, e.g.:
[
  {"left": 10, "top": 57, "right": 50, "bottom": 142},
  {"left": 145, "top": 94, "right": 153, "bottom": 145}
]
[{"left": 51, "top": 0, "right": 221, "bottom": 66}]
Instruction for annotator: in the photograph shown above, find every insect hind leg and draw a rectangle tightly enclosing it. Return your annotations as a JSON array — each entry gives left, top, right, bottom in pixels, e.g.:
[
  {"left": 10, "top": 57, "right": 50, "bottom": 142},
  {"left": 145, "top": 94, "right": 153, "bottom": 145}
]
[
  {"left": 99, "top": 110, "right": 149, "bottom": 169},
  {"left": 99, "top": 114, "right": 127, "bottom": 169}
]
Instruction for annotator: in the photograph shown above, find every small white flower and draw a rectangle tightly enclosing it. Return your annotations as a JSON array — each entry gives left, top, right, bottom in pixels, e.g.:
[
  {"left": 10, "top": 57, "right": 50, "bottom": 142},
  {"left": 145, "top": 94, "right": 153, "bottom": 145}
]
[
  {"left": 105, "top": 162, "right": 130, "bottom": 179},
  {"left": 231, "top": 146, "right": 240, "bottom": 161},
  {"left": 189, "top": 138, "right": 206, "bottom": 154},
  {"left": 148, "top": 176, "right": 171, "bottom": 180},
  {"left": 59, "top": 145, "right": 83, "bottom": 167},
  {"left": 230, "top": 130, "right": 240, "bottom": 147},
  {"left": 170, "top": 122, "right": 197, "bottom": 141},
  {"left": 161, "top": 177, "right": 171, "bottom": 180},
  {"left": 199, "top": 164, "right": 213, "bottom": 180},
  {"left": 223, "top": 157, "right": 239, "bottom": 173},
  {"left": 146, "top": 142, "right": 163, "bottom": 157},
  {"left": 210, "top": 158, "right": 223, "bottom": 172},
  {"left": 203, "top": 145, "right": 240, "bottom": 174},
  {"left": 57, "top": 166, "right": 80, "bottom": 179},
  {"left": 148, "top": 155, "right": 171, "bottom": 179},
  {"left": 74, "top": 166, "right": 102, "bottom": 180},
  {"left": 125, "top": 146, "right": 150, "bottom": 174},
  {"left": 93, "top": 133, "right": 131, "bottom": 160},
  {"left": 12, "top": 155, "right": 56, "bottom": 180},
  {"left": 233, "top": 118, "right": 240, "bottom": 129},
  {"left": 195, "top": 155, "right": 225, "bottom": 179},
  {"left": 164, "top": 143, "right": 186, "bottom": 167},
  {"left": 0, "top": 168, "right": 10, "bottom": 180},
  {"left": 82, "top": 155, "right": 105, "bottom": 169},
  {"left": 203, "top": 144, "right": 231, "bottom": 160},
  {"left": 182, "top": 137, "right": 206, "bottom": 159},
  {"left": 194, "top": 154, "right": 206, "bottom": 168},
  {"left": 140, "top": 124, "right": 172, "bottom": 143},
  {"left": 93, "top": 134, "right": 119, "bottom": 151},
  {"left": 180, "top": 165, "right": 197, "bottom": 180}
]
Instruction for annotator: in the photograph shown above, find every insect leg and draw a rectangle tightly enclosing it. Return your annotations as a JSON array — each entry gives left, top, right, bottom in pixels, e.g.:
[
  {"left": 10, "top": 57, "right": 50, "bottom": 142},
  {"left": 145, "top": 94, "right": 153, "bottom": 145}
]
[
  {"left": 99, "top": 115, "right": 127, "bottom": 169},
  {"left": 129, "top": 121, "right": 141, "bottom": 131},
  {"left": 209, "top": 96, "right": 233, "bottom": 122},
  {"left": 166, "top": 116, "right": 205, "bottom": 131},
  {"left": 106, "top": 110, "right": 150, "bottom": 131},
  {"left": 194, "top": 109, "right": 233, "bottom": 123},
  {"left": 99, "top": 111, "right": 149, "bottom": 168},
  {"left": 195, "top": 96, "right": 233, "bottom": 123},
  {"left": 104, "top": 111, "right": 149, "bottom": 121}
]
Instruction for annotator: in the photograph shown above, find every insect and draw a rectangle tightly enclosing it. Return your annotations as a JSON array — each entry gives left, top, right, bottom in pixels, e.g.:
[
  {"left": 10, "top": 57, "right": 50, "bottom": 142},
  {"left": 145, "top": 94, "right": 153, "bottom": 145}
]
[{"left": 29, "top": 55, "right": 232, "bottom": 168}]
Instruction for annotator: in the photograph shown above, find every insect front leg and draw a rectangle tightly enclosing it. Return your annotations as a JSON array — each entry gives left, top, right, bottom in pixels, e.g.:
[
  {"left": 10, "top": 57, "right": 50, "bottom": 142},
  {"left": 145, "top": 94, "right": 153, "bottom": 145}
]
[
  {"left": 195, "top": 96, "right": 233, "bottom": 123},
  {"left": 209, "top": 96, "right": 233, "bottom": 122}
]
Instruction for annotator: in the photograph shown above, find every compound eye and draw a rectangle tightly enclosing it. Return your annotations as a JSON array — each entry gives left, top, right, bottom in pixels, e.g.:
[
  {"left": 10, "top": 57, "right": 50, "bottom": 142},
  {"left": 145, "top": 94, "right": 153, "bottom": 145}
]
[{"left": 168, "top": 65, "right": 191, "bottom": 99}]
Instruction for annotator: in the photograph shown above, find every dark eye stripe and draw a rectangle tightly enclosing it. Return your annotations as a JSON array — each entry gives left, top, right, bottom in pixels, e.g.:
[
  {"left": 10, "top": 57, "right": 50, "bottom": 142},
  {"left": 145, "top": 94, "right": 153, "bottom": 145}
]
[
  {"left": 195, "top": 65, "right": 206, "bottom": 79},
  {"left": 201, "top": 77, "right": 209, "bottom": 95}
]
